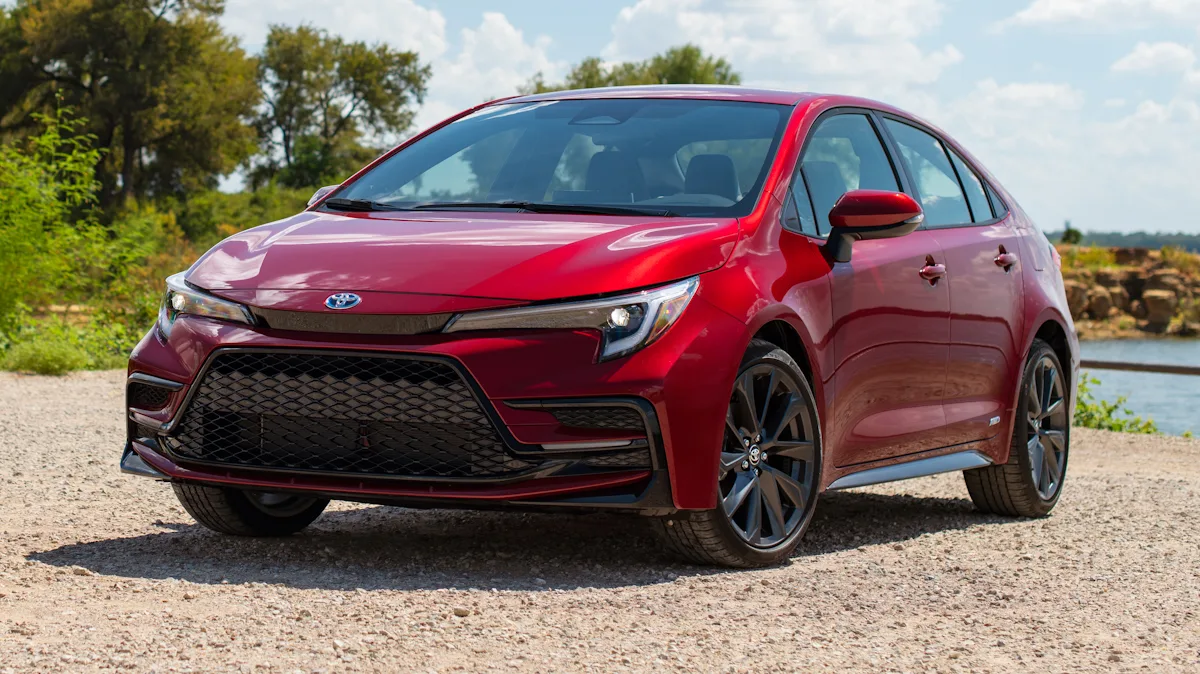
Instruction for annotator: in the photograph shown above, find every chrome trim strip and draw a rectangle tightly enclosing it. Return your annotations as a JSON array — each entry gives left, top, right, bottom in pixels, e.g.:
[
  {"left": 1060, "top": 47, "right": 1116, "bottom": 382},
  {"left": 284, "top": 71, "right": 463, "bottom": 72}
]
[
  {"left": 540, "top": 440, "right": 634, "bottom": 451},
  {"left": 127, "top": 372, "right": 185, "bottom": 391},
  {"left": 827, "top": 450, "right": 993, "bottom": 491},
  {"left": 989, "top": 416, "right": 1001, "bottom": 427}
]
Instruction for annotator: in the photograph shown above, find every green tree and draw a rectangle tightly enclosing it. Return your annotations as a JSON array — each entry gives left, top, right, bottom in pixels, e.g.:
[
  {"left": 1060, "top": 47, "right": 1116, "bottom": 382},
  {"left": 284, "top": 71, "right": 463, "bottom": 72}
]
[
  {"left": 522, "top": 44, "right": 741, "bottom": 93},
  {"left": 252, "top": 24, "right": 430, "bottom": 188},
  {"left": 1061, "top": 220, "right": 1082, "bottom": 245},
  {"left": 0, "top": 0, "right": 260, "bottom": 204}
]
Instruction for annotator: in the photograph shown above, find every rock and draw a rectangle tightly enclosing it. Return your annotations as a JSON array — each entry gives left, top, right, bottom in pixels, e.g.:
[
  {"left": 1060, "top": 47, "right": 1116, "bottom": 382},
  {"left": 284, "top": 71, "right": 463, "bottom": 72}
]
[
  {"left": 1094, "top": 269, "right": 1119, "bottom": 287},
  {"left": 71, "top": 566, "right": 94, "bottom": 577},
  {"left": 1087, "top": 286, "right": 1113, "bottom": 319},
  {"left": 452, "top": 607, "right": 471, "bottom": 617},
  {"left": 1113, "top": 247, "right": 1151, "bottom": 266},
  {"left": 1107, "top": 284, "right": 1130, "bottom": 313},
  {"left": 1146, "top": 270, "right": 1182, "bottom": 295},
  {"left": 1130, "top": 299, "right": 1147, "bottom": 320},
  {"left": 1142, "top": 289, "right": 1178, "bottom": 329},
  {"left": 1063, "top": 281, "right": 1090, "bottom": 319}
]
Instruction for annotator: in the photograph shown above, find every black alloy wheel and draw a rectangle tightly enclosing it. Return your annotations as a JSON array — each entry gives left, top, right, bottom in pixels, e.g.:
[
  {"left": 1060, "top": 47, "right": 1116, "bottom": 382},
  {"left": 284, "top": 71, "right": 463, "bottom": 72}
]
[
  {"left": 654, "top": 339, "right": 821, "bottom": 567},
  {"left": 965, "top": 338, "right": 1070, "bottom": 517}
]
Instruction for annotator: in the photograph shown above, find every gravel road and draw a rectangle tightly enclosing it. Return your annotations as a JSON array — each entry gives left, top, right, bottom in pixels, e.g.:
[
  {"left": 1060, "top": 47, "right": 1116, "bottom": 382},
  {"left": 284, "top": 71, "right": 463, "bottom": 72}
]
[{"left": 0, "top": 370, "right": 1197, "bottom": 673}]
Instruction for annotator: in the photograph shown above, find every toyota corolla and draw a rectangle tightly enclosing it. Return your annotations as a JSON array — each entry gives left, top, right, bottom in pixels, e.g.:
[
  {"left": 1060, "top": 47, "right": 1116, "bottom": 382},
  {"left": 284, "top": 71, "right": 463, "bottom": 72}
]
[{"left": 122, "top": 85, "right": 1078, "bottom": 567}]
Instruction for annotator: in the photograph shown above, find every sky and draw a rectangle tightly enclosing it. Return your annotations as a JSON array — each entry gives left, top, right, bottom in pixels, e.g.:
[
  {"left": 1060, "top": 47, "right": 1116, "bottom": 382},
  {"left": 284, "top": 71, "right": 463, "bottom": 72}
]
[{"left": 217, "top": 0, "right": 1200, "bottom": 234}]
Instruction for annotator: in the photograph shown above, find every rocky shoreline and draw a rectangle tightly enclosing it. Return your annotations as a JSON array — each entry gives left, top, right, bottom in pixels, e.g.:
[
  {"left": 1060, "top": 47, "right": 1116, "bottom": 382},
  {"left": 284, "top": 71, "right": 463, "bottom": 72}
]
[{"left": 1060, "top": 246, "right": 1198, "bottom": 340}]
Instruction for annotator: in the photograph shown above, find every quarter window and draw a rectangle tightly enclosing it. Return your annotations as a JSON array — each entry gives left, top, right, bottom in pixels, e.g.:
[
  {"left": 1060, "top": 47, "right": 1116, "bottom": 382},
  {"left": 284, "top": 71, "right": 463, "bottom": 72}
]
[
  {"left": 883, "top": 120, "right": 971, "bottom": 228},
  {"left": 800, "top": 114, "right": 900, "bottom": 234},
  {"left": 949, "top": 151, "right": 993, "bottom": 223},
  {"left": 987, "top": 184, "right": 1008, "bottom": 218}
]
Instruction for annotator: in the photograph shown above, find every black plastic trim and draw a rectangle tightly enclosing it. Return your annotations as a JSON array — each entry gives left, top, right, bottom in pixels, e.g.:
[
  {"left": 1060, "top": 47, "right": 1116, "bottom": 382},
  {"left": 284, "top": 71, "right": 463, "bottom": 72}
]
[{"left": 150, "top": 348, "right": 664, "bottom": 490}]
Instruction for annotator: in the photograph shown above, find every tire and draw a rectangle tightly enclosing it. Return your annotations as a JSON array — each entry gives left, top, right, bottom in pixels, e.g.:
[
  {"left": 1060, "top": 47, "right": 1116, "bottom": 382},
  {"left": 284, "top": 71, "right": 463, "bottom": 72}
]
[
  {"left": 654, "top": 339, "right": 822, "bottom": 567},
  {"left": 964, "top": 338, "right": 1069, "bottom": 517},
  {"left": 172, "top": 482, "right": 329, "bottom": 536}
]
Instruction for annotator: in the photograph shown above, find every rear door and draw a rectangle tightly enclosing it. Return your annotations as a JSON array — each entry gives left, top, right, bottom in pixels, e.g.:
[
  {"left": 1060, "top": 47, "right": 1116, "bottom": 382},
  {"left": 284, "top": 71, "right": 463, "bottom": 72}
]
[
  {"left": 880, "top": 118, "right": 1024, "bottom": 446},
  {"left": 791, "top": 112, "right": 951, "bottom": 467}
]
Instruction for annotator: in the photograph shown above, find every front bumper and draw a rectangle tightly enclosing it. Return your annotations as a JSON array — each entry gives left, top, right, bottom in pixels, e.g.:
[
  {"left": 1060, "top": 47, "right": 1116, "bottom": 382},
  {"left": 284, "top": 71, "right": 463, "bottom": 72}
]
[{"left": 123, "top": 292, "right": 750, "bottom": 511}]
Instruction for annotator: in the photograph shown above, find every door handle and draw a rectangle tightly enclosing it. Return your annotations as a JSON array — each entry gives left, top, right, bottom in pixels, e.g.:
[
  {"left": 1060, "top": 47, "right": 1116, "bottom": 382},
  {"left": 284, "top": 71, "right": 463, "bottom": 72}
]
[
  {"left": 994, "top": 252, "right": 1018, "bottom": 271},
  {"left": 918, "top": 263, "right": 946, "bottom": 284}
]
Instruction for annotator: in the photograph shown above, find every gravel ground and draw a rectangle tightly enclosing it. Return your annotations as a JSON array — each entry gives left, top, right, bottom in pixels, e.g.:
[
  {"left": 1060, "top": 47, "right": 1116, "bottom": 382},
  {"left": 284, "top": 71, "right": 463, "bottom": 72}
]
[{"left": 0, "top": 370, "right": 1197, "bottom": 673}]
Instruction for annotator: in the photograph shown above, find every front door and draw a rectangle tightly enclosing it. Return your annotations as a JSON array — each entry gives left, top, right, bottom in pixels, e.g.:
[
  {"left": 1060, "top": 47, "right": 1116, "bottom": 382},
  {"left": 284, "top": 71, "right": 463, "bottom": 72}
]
[{"left": 792, "top": 111, "right": 952, "bottom": 467}]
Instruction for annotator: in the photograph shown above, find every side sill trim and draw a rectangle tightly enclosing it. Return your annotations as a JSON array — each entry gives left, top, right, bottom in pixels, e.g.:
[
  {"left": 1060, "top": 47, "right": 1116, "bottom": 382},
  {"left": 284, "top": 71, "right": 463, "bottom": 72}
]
[{"left": 827, "top": 450, "right": 993, "bottom": 491}]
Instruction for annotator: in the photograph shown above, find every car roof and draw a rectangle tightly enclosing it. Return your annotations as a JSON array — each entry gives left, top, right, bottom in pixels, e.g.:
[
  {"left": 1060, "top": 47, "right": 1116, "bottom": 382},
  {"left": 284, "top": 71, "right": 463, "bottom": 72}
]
[
  {"left": 504, "top": 85, "right": 817, "bottom": 106},
  {"left": 499, "top": 85, "right": 917, "bottom": 119}
]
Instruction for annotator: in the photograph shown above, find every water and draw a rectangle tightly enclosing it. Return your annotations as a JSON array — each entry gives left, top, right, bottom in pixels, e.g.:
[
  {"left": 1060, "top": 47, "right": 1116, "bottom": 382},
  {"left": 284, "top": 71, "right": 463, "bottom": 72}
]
[{"left": 1079, "top": 340, "right": 1200, "bottom": 436}]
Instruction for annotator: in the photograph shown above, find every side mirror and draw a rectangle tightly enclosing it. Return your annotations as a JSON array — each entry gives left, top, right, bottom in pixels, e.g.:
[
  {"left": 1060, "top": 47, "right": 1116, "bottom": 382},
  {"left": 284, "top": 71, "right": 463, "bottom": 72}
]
[
  {"left": 823, "top": 190, "right": 924, "bottom": 263},
  {"left": 307, "top": 185, "right": 339, "bottom": 208}
]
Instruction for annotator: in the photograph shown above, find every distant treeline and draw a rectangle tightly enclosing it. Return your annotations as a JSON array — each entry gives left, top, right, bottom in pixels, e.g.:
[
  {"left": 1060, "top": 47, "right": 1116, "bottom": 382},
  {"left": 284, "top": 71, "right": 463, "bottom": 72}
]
[{"left": 1045, "top": 232, "right": 1200, "bottom": 252}]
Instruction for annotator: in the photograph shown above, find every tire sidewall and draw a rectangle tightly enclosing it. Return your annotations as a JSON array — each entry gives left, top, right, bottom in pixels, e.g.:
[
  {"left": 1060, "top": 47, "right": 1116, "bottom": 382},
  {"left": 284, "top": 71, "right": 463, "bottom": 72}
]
[
  {"left": 706, "top": 342, "right": 823, "bottom": 565},
  {"left": 1011, "top": 340, "right": 1069, "bottom": 514}
]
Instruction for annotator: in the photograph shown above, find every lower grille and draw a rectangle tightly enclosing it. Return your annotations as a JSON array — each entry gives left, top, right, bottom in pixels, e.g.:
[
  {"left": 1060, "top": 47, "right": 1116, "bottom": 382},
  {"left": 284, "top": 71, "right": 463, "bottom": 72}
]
[
  {"left": 128, "top": 382, "right": 172, "bottom": 410},
  {"left": 164, "top": 351, "right": 537, "bottom": 478},
  {"left": 550, "top": 406, "right": 645, "bottom": 431}
]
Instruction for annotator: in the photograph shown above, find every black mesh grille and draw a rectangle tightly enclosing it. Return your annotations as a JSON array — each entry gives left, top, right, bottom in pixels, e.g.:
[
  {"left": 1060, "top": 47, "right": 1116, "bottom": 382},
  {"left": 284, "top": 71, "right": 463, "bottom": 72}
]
[
  {"left": 128, "top": 382, "right": 172, "bottom": 410},
  {"left": 550, "top": 407, "right": 645, "bottom": 431},
  {"left": 165, "top": 351, "right": 538, "bottom": 478},
  {"left": 582, "top": 450, "right": 652, "bottom": 469}
]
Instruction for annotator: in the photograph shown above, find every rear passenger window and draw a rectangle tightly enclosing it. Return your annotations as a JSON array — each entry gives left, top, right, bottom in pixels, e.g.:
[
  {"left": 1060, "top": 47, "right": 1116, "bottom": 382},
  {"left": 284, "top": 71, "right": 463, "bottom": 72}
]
[
  {"left": 883, "top": 120, "right": 971, "bottom": 228},
  {"left": 800, "top": 114, "right": 900, "bottom": 234},
  {"left": 949, "top": 151, "right": 993, "bottom": 222}
]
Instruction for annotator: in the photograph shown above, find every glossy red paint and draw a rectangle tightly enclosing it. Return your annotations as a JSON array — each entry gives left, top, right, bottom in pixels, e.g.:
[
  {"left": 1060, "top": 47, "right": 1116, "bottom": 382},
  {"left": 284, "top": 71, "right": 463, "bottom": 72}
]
[
  {"left": 127, "top": 86, "right": 1078, "bottom": 514},
  {"left": 828, "top": 190, "right": 922, "bottom": 229},
  {"left": 187, "top": 211, "right": 740, "bottom": 302}
]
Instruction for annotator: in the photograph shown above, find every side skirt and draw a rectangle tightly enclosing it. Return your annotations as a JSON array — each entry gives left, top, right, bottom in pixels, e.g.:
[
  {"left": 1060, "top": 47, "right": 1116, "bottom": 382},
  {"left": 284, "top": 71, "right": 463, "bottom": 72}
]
[{"left": 826, "top": 450, "right": 993, "bottom": 491}]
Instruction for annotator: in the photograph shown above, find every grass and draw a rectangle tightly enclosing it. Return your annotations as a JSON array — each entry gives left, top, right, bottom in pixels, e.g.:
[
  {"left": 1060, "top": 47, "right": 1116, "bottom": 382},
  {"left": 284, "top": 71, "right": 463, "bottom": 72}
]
[
  {"left": 1161, "top": 245, "right": 1200, "bottom": 276},
  {"left": 1058, "top": 245, "right": 1117, "bottom": 271}
]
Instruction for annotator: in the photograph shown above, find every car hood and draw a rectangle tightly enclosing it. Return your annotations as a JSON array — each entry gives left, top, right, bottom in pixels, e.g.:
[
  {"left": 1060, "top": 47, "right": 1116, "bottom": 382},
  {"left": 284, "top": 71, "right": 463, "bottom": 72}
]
[{"left": 187, "top": 210, "right": 739, "bottom": 310}]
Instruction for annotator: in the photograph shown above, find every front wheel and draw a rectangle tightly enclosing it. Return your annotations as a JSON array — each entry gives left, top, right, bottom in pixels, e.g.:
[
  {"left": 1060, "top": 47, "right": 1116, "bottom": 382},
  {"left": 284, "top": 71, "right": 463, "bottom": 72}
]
[
  {"left": 964, "top": 338, "right": 1069, "bottom": 517},
  {"left": 654, "top": 339, "right": 821, "bottom": 567},
  {"left": 173, "top": 483, "right": 329, "bottom": 536}
]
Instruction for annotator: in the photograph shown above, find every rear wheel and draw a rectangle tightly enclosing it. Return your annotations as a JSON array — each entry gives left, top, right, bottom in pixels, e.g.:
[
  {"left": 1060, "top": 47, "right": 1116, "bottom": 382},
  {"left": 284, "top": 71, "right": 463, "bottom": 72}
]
[
  {"left": 172, "top": 483, "right": 328, "bottom": 536},
  {"left": 654, "top": 340, "right": 821, "bottom": 567},
  {"left": 964, "top": 338, "right": 1069, "bottom": 517}
]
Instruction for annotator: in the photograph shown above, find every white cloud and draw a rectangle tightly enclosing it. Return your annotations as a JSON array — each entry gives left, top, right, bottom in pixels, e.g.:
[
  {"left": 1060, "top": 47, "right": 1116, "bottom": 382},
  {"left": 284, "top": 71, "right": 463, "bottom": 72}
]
[
  {"left": 1000, "top": 0, "right": 1200, "bottom": 30},
  {"left": 603, "top": 0, "right": 960, "bottom": 99},
  {"left": 1104, "top": 97, "right": 1128, "bottom": 107},
  {"left": 220, "top": 2, "right": 560, "bottom": 134},
  {"left": 221, "top": 0, "right": 448, "bottom": 56},
  {"left": 417, "top": 13, "right": 562, "bottom": 128},
  {"left": 1112, "top": 41, "right": 1196, "bottom": 73}
]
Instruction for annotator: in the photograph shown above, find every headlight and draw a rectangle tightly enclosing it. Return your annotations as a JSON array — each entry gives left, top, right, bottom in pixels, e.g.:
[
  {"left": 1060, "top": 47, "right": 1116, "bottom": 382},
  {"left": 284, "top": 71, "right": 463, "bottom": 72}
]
[
  {"left": 444, "top": 277, "right": 699, "bottom": 361},
  {"left": 158, "top": 272, "right": 254, "bottom": 338}
]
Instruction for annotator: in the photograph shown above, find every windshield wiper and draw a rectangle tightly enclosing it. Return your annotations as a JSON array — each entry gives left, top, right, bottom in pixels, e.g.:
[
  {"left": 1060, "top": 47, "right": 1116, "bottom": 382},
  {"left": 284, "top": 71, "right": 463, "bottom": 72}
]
[
  {"left": 409, "top": 201, "right": 679, "bottom": 217},
  {"left": 321, "top": 197, "right": 408, "bottom": 212}
]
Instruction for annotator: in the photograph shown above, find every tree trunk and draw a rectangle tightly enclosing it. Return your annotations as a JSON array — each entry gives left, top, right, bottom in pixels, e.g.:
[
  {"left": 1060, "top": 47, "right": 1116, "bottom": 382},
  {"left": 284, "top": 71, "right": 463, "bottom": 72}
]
[{"left": 120, "top": 113, "right": 136, "bottom": 204}]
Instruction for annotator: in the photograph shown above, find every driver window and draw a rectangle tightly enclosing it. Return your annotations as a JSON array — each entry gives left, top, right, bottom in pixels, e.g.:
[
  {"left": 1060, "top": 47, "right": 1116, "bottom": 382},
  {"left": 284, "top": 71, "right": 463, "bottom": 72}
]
[{"left": 800, "top": 114, "right": 900, "bottom": 233}]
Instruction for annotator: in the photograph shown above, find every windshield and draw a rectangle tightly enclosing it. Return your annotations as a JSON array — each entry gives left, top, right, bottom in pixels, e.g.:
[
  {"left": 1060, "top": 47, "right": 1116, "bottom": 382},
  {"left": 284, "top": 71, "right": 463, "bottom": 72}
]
[{"left": 331, "top": 98, "right": 791, "bottom": 217}]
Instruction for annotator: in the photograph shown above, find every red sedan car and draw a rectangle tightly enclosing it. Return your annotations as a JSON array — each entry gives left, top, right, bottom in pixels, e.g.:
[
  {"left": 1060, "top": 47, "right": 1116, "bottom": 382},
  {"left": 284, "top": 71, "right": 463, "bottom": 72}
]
[{"left": 123, "top": 85, "right": 1078, "bottom": 567}]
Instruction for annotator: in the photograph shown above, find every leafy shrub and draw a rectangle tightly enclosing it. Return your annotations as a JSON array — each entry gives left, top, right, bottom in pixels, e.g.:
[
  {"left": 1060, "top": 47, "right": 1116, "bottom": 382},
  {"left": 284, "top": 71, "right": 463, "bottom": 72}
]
[
  {"left": 167, "top": 184, "right": 314, "bottom": 247},
  {"left": 2, "top": 338, "right": 90, "bottom": 375},
  {"left": 1074, "top": 373, "right": 1158, "bottom": 434},
  {"left": 0, "top": 105, "right": 102, "bottom": 323}
]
